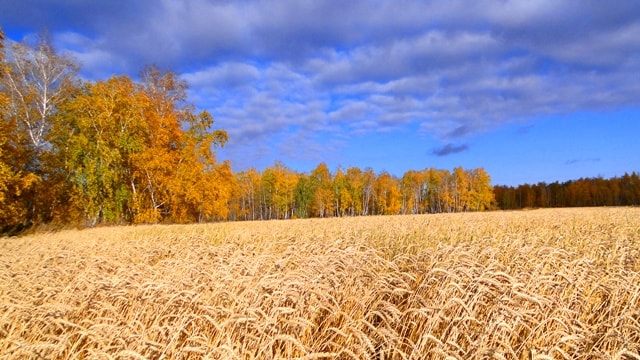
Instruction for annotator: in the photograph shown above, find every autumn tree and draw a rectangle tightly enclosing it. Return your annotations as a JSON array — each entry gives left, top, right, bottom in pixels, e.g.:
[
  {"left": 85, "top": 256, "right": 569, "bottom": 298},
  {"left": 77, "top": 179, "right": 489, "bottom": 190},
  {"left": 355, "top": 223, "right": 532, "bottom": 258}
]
[
  {"left": 345, "top": 167, "right": 364, "bottom": 216},
  {"left": 0, "top": 28, "right": 40, "bottom": 230},
  {"left": 136, "top": 68, "right": 231, "bottom": 223},
  {"left": 400, "top": 170, "right": 426, "bottom": 214},
  {"left": 50, "top": 67, "right": 232, "bottom": 225},
  {"left": 333, "top": 167, "right": 351, "bottom": 216},
  {"left": 271, "top": 162, "right": 298, "bottom": 219},
  {"left": 167, "top": 133, "right": 232, "bottom": 223},
  {"left": 374, "top": 171, "right": 402, "bottom": 215},
  {"left": 468, "top": 168, "right": 494, "bottom": 211},
  {"left": 310, "top": 163, "right": 334, "bottom": 217},
  {"left": 361, "top": 167, "right": 376, "bottom": 216},
  {"left": 293, "top": 173, "right": 314, "bottom": 218},
  {"left": 451, "top": 167, "right": 469, "bottom": 211},
  {"left": 233, "top": 168, "right": 261, "bottom": 220},
  {"left": 50, "top": 76, "right": 148, "bottom": 225},
  {"left": 1, "top": 32, "right": 78, "bottom": 172},
  {"left": 0, "top": 137, "right": 39, "bottom": 230},
  {"left": 128, "top": 67, "right": 231, "bottom": 223},
  {"left": 424, "top": 169, "right": 445, "bottom": 213},
  {"left": 128, "top": 67, "right": 187, "bottom": 222},
  {"left": 257, "top": 168, "right": 277, "bottom": 219}
]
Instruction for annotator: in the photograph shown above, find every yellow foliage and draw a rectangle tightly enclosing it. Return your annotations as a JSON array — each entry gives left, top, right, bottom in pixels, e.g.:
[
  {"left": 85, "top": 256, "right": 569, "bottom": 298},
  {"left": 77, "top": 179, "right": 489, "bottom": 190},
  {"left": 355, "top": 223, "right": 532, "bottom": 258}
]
[{"left": 0, "top": 160, "right": 39, "bottom": 227}]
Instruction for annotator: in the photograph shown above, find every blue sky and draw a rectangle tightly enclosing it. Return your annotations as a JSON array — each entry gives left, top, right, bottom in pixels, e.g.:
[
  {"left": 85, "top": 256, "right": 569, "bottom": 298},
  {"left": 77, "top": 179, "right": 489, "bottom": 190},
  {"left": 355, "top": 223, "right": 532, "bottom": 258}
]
[{"left": 1, "top": 0, "right": 639, "bottom": 186}]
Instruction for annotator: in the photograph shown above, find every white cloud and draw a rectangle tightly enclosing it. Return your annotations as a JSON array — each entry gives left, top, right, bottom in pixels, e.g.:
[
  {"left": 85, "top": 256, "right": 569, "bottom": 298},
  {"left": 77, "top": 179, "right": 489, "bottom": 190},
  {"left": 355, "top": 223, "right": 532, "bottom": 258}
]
[
  {"left": 183, "top": 63, "right": 260, "bottom": 89},
  {"left": 53, "top": 31, "right": 127, "bottom": 79},
  {"left": 2, "top": 0, "right": 640, "bottom": 169}
]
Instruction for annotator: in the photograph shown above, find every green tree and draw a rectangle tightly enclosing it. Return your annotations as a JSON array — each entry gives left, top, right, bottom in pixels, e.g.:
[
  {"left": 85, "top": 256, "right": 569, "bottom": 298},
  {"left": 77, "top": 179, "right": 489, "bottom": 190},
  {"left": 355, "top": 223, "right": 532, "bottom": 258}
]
[
  {"left": 294, "top": 174, "right": 314, "bottom": 218},
  {"left": 51, "top": 76, "right": 148, "bottom": 225},
  {"left": 345, "top": 167, "right": 364, "bottom": 216},
  {"left": 333, "top": 167, "right": 351, "bottom": 217}
]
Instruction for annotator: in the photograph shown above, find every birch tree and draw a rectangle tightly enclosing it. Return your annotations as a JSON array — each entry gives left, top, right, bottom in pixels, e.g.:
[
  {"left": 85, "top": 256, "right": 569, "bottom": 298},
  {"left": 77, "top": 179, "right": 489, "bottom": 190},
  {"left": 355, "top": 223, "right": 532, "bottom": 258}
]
[
  {"left": 1, "top": 33, "right": 77, "bottom": 171},
  {"left": 0, "top": 28, "right": 41, "bottom": 230}
]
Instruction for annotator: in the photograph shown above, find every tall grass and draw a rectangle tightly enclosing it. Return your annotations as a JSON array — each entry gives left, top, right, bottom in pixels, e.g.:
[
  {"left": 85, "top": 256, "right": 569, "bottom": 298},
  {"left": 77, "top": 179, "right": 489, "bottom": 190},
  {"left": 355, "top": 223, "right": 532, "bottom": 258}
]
[{"left": 1, "top": 208, "right": 639, "bottom": 359}]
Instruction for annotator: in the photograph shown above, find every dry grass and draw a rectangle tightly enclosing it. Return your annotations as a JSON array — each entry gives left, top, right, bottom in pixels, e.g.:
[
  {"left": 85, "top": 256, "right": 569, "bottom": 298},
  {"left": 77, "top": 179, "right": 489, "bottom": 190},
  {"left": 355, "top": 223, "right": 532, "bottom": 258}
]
[{"left": 1, "top": 207, "right": 639, "bottom": 359}]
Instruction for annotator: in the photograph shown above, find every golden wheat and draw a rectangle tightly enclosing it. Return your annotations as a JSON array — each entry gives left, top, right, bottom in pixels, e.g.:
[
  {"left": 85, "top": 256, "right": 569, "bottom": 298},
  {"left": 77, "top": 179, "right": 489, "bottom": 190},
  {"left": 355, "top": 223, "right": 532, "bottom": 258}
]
[{"left": 1, "top": 207, "right": 639, "bottom": 359}]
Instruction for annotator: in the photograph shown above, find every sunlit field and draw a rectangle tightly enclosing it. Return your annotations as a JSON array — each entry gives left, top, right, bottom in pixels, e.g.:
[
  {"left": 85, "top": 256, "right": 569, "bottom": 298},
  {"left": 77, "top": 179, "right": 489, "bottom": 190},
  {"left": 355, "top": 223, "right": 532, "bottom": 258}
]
[{"left": 1, "top": 207, "right": 639, "bottom": 359}]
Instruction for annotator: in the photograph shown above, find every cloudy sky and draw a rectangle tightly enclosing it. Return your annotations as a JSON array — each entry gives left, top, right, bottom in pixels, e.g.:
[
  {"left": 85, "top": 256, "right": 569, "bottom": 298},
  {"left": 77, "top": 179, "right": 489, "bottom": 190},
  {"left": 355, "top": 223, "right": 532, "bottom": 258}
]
[{"left": 2, "top": 0, "right": 639, "bottom": 185}]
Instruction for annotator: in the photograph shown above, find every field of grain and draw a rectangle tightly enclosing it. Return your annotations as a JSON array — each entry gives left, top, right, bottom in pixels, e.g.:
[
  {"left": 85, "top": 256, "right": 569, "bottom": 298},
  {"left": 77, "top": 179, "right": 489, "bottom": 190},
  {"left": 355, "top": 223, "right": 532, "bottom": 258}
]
[{"left": 1, "top": 207, "right": 639, "bottom": 359}]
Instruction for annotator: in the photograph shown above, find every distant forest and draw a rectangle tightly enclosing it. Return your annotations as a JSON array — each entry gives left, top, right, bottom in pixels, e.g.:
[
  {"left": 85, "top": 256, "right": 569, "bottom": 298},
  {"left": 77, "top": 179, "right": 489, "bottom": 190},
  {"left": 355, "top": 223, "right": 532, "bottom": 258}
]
[{"left": 494, "top": 172, "right": 640, "bottom": 209}]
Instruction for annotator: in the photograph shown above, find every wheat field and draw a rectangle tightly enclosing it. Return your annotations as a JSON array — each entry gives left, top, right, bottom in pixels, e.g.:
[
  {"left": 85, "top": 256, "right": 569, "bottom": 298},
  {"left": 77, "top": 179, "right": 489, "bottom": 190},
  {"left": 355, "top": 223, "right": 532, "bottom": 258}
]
[{"left": 1, "top": 208, "right": 639, "bottom": 359}]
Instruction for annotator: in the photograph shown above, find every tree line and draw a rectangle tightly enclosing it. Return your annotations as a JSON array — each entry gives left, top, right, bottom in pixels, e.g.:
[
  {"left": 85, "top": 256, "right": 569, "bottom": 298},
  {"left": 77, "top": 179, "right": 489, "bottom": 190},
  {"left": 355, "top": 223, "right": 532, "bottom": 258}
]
[
  {"left": 229, "top": 163, "right": 494, "bottom": 221},
  {"left": 0, "top": 31, "right": 495, "bottom": 233},
  {"left": 494, "top": 173, "right": 640, "bottom": 209}
]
